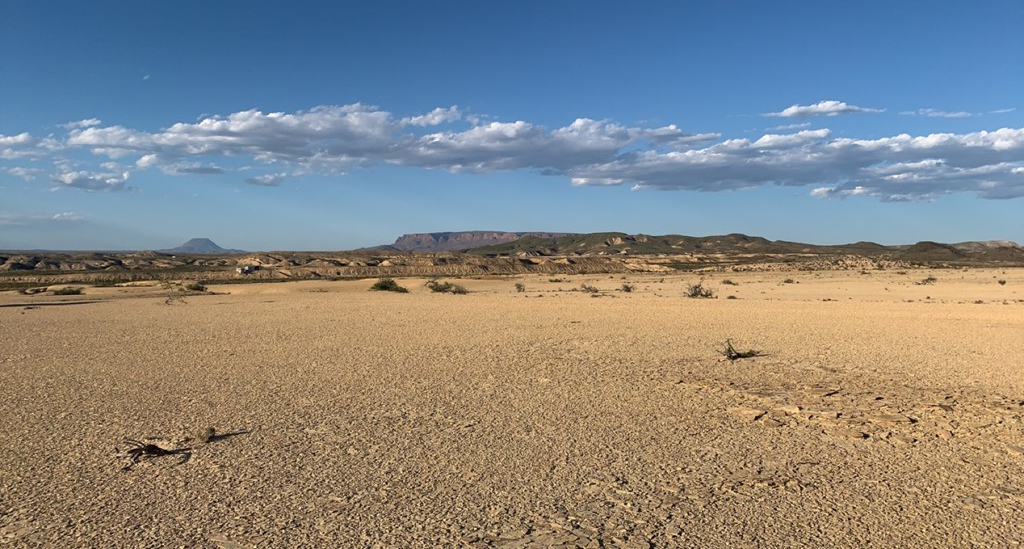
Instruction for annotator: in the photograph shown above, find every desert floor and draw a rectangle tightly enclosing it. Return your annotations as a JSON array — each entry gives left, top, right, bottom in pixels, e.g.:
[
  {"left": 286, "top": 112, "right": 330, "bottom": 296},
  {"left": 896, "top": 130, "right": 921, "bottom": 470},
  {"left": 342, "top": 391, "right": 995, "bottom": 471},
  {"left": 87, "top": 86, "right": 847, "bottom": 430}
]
[{"left": 1, "top": 268, "right": 1023, "bottom": 548}]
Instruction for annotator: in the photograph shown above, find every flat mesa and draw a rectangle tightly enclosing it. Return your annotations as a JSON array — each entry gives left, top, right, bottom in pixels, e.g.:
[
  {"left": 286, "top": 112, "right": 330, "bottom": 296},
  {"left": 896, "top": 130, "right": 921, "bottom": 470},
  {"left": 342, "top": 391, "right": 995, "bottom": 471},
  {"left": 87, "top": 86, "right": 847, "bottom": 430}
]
[{"left": 1, "top": 268, "right": 1022, "bottom": 547}]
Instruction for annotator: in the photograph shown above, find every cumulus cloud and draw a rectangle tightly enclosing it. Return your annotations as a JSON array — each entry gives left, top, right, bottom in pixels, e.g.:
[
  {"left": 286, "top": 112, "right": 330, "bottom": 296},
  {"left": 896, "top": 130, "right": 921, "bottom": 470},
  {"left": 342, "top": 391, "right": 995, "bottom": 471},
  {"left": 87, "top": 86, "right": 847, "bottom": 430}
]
[
  {"left": 765, "top": 100, "right": 884, "bottom": 118},
  {"left": 569, "top": 127, "right": 1024, "bottom": 200},
  {"left": 3, "top": 102, "right": 1024, "bottom": 201},
  {"left": 900, "top": 108, "right": 972, "bottom": 118}
]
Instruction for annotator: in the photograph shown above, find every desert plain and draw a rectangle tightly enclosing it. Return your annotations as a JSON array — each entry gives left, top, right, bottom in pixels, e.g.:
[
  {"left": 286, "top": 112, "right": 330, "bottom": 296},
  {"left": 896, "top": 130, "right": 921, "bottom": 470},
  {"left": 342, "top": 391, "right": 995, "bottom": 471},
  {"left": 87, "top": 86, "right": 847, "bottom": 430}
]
[{"left": 1, "top": 268, "right": 1023, "bottom": 548}]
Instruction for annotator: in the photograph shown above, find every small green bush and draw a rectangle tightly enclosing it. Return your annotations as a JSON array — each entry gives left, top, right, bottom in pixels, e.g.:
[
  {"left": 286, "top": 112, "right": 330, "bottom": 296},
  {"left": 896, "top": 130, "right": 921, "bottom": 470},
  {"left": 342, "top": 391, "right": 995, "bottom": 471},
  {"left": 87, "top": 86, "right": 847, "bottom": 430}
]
[
  {"left": 620, "top": 283, "right": 635, "bottom": 293},
  {"left": 369, "top": 278, "right": 409, "bottom": 293},
  {"left": 426, "top": 280, "right": 468, "bottom": 294},
  {"left": 684, "top": 281, "right": 715, "bottom": 298},
  {"left": 579, "top": 284, "right": 599, "bottom": 294},
  {"left": 53, "top": 286, "right": 84, "bottom": 296}
]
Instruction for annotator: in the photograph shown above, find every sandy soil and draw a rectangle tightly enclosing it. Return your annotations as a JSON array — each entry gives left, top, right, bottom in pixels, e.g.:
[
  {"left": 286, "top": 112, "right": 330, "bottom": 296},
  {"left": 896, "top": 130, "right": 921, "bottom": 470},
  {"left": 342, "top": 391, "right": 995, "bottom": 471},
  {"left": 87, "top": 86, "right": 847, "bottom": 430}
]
[{"left": 1, "top": 268, "right": 1022, "bottom": 548}]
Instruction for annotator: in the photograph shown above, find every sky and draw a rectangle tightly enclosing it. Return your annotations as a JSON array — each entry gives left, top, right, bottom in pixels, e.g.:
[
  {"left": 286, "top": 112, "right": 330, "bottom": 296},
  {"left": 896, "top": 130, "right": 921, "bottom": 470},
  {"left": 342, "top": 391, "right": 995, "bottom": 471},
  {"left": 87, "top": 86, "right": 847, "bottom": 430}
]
[{"left": 1, "top": 1, "right": 1022, "bottom": 251}]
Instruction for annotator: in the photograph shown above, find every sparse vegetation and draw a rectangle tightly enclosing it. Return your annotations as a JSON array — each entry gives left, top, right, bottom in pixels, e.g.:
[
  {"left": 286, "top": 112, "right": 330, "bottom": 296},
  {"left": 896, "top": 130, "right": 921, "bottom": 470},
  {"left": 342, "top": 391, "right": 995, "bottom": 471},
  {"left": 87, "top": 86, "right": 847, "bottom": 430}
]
[
  {"left": 916, "top": 276, "right": 938, "bottom": 285},
  {"left": 515, "top": 282, "right": 526, "bottom": 293},
  {"left": 684, "top": 281, "right": 715, "bottom": 298},
  {"left": 369, "top": 277, "right": 409, "bottom": 293},
  {"left": 426, "top": 280, "right": 468, "bottom": 294},
  {"left": 620, "top": 283, "right": 635, "bottom": 293},
  {"left": 998, "top": 280, "right": 1007, "bottom": 286},
  {"left": 184, "top": 282, "right": 207, "bottom": 292},
  {"left": 782, "top": 278, "right": 796, "bottom": 284},
  {"left": 721, "top": 279, "right": 738, "bottom": 286},
  {"left": 53, "top": 286, "right": 84, "bottom": 295},
  {"left": 726, "top": 295, "right": 738, "bottom": 300},
  {"left": 721, "top": 339, "right": 765, "bottom": 361},
  {"left": 548, "top": 278, "right": 566, "bottom": 283},
  {"left": 579, "top": 283, "right": 599, "bottom": 294},
  {"left": 199, "top": 427, "right": 217, "bottom": 443}
]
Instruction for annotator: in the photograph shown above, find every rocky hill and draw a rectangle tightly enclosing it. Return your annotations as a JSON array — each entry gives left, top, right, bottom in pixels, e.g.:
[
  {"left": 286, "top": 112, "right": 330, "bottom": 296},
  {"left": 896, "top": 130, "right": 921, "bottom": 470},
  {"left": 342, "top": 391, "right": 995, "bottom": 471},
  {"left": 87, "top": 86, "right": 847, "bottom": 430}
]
[
  {"left": 465, "top": 232, "right": 1024, "bottom": 261},
  {"left": 377, "top": 232, "right": 577, "bottom": 252}
]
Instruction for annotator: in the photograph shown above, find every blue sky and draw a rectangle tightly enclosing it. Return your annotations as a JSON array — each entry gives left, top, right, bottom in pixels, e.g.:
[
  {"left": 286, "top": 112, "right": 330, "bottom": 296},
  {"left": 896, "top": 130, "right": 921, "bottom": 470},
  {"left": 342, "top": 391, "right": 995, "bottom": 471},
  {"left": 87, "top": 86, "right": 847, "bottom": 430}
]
[{"left": 1, "top": 1, "right": 1022, "bottom": 251}]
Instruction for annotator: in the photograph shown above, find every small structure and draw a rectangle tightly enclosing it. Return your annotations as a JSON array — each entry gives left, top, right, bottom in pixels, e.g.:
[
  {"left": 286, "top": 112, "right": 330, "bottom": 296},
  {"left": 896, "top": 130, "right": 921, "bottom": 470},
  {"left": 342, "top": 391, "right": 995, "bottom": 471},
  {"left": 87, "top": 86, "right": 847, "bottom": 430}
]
[{"left": 236, "top": 265, "right": 259, "bottom": 275}]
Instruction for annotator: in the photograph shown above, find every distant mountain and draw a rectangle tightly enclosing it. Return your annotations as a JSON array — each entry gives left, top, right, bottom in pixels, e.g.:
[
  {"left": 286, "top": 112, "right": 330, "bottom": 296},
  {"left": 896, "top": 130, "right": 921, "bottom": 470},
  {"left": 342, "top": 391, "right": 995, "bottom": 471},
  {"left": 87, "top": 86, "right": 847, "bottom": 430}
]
[
  {"left": 463, "top": 232, "right": 1024, "bottom": 260},
  {"left": 158, "top": 238, "right": 246, "bottom": 254},
  {"left": 365, "top": 231, "right": 578, "bottom": 252}
]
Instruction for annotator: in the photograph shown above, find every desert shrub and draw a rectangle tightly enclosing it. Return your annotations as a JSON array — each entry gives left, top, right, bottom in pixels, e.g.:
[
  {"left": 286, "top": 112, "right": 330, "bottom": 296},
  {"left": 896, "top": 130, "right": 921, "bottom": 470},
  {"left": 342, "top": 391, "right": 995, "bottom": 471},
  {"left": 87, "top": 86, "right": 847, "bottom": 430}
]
[
  {"left": 782, "top": 278, "right": 796, "bottom": 284},
  {"left": 998, "top": 280, "right": 1007, "bottom": 286},
  {"left": 721, "top": 279, "right": 738, "bottom": 286},
  {"left": 426, "top": 280, "right": 468, "bottom": 294},
  {"left": 726, "top": 295, "right": 738, "bottom": 299},
  {"left": 185, "top": 282, "right": 207, "bottom": 292},
  {"left": 515, "top": 282, "right": 526, "bottom": 293},
  {"left": 684, "top": 281, "right": 715, "bottom": 298},
  {"left": 369, "top": 278, "right": 409, "bottom": 293},
  {"left": 53, "top": 286, "right": 83, "bottom": 295},
  {"left": 579, "top": 284, "right": 599, "bottom": 294},
  {"left": 548, "top": 278, "right": 565, "bottom": 283},
  {"left": 721, "top": 339, "right": 765, "bottom": 361},
  {"left": 620, "top": 283, "right": 635, "bottom": 293},
  {"left": 916, "top": 276, "right": 938, "bottom": 285}
]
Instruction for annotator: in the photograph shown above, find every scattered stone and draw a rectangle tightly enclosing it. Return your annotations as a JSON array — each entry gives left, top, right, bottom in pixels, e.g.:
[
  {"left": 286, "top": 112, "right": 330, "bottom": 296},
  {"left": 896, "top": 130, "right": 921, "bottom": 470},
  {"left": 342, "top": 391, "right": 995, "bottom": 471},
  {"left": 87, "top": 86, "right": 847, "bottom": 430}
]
[{"left": 727, "top": 407, "right": 767, "bottom": 421}]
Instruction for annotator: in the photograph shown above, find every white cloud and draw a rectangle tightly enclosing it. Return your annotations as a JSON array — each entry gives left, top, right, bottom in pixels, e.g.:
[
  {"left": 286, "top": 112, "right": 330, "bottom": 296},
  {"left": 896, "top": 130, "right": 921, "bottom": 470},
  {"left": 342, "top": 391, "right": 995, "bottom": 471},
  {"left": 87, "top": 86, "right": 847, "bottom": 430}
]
[
  {"left": 50, "top": 169, "right": 130, "bottom": 192},
  {"left": 60, "top": 118, "right": 102, "bottom": 130},
  {"left": 990, "top": 108, "right": 1016, "bottom": 115},
  {"left": 765, "top": 100, "right": 884, "bottom": 118},
  {"left": 401, "top": 106, "right": 461, "bottom": 126},
  {"left": 399, "top": 118, "right": 642, "bottom": 172},
  {"left": 6, "top": 167, "right": 44, "bottom": 180},
  {"left": 4, "top": 102, "right": 1024, "bottom": 201},
  {"left": 0, "top": 132, "right": 34, "bottom": 146},
  {"left": 51, "top": 212, "right": 86, "bottom": 221},
  {"left": 571, "top": 126, "right": 1024, "bottom": 200},
  {"left": 245, "top": 174, "right": 285, "bottom": 186},
  {"left": 899, "top": 109, "right": 972, "bottom": 118},
  {"left": 767, "top": 122, "right": 812, "bottom": 131}
]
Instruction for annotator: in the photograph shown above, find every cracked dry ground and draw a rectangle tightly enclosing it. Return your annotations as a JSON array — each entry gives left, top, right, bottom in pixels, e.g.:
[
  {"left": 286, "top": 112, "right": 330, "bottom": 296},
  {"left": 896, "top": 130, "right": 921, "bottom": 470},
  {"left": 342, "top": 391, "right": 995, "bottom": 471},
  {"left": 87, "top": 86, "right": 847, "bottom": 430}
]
[{"left": 1, "top": 275, "right": 1023, "bottom": 548}]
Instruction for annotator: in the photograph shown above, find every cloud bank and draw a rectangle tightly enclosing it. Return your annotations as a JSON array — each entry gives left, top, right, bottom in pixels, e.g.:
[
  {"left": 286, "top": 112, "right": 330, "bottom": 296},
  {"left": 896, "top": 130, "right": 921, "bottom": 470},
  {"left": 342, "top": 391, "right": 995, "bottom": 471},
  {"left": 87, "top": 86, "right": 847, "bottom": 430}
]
[{"left": 1, "top": 101, "right": 1022, "bottom": 200}]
